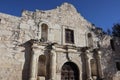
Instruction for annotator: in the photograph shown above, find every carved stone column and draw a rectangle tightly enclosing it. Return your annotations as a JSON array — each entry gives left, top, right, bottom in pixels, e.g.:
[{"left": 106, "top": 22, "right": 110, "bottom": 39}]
[
  {"left": 50, "top": 45, "right": 56, "bottom": 80},
  {"left": 29, "top": 44, "right": 38, "bottom": 80},
  {"left": 96, "top": 51, "right": 104, "bottom": 79},
  {"left": 85, "top": 50, "right": 93, "bottom": 80}
]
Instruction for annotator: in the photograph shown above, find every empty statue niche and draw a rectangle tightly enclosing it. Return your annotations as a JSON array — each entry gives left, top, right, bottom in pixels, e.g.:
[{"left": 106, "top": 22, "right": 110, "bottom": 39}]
[
  {"left": 90, "top": 59, "right": 98, "bottom": 79},
  {"left": 87, "top": 33, "right": 93, "bottom": 47},
  {"left": 38, "top": 55, "right": 47, "bottom": 78},
  {"left": 41, "top": 23, "right": 48, "bottom": 42}
]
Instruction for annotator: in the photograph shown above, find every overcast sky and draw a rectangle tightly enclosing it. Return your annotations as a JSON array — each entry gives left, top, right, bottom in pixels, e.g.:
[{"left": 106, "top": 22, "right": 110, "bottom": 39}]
[{"left": 0, "top": 0, "right": 120, "bottom": 31}]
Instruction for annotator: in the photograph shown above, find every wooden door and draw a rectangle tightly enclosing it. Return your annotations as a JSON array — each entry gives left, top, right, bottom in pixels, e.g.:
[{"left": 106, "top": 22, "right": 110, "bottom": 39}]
[{"left": 61, "top": 62, "right": 79, "bottom": 80}]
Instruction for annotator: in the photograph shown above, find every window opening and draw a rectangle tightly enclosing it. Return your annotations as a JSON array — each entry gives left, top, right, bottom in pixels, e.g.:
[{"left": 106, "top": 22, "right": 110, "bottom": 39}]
[{"left": 65, "top": 29, "right": 74, "bottom": 44}]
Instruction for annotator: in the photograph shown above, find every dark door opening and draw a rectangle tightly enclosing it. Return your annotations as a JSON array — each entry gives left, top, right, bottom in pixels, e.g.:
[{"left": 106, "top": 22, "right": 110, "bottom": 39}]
[{"left": 61, "top": 62, "right": 79, "bottom": 80}]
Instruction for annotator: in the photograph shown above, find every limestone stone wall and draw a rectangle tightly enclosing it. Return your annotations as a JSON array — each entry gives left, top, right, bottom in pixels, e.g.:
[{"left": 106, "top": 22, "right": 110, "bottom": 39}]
[
  {"left": 0, "top": 13, "right": 26, "bottom": 80},
  {"left": 0, "top": 2, "right": 119, "bottom": 80},
  {"left": 20, "top": 3, "right": 97, "bottom": 47}
]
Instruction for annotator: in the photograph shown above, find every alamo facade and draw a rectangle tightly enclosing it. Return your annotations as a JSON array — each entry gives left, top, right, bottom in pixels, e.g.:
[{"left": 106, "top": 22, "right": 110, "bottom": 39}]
[{"left": 0, "top": 3, "right": 120, "bottom": 80}]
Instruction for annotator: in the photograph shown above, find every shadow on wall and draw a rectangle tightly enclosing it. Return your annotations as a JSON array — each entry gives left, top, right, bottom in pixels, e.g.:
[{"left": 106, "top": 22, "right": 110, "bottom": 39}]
[{"left": 21, "top": 41, "right": 33, "bottom": 80}]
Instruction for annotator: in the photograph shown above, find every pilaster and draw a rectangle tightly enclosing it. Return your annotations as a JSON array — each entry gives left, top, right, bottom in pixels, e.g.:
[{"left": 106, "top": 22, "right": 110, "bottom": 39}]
[
  {"left": 96, "top": 50, "right": 104, "bottom": 79},
  {"left": 50, "top": 45, "right": 57, "bottom": 80},
  {"left": 85, "top": 50, "right": 93, "bottom": 80},
  {"left": 29, "top": 43, "right": 38, "bottom": 80}
]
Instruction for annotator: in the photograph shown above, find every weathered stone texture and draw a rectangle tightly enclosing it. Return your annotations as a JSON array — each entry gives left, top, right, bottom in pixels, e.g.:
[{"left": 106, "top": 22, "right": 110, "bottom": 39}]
[{"left": 0, "top": 2, "right": 119, "bottom": 80}]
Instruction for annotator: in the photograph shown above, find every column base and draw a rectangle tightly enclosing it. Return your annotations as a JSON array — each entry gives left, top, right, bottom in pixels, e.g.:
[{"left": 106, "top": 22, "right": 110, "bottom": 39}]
[
  {"left": 87, "top": 77, "right": 93, "bottom": 80},
  {"left": 92, "top": 76, "right": 97, "bottom": 80},
  {"left": 48, "top": 78, "right": 54, "bottom": 80},
  {"left": 29, "top": 77, "right": 37, "bottom": 80},
  {"left": 37, "top": 76, "right": 45, "bottom": 80}
]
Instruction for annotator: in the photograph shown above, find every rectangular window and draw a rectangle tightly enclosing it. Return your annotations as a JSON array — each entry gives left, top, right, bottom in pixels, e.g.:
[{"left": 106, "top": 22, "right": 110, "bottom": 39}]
[
  {"left": 116, "top": 62, "right": 120, "bottom": 71},
  {"left": 65, "top": 29, "right": 74, "bottom": 44}
]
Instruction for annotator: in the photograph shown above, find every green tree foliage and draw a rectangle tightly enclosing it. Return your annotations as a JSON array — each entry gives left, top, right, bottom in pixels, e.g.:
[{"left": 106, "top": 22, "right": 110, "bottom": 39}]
[{"left": 112, "top": 23, "right": 120, "bottom": 37}]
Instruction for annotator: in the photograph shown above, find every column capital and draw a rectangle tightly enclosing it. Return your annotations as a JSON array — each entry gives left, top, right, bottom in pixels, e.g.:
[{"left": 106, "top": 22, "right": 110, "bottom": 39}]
[
  {"left": 86, "top": 50, "right": 90, "bottom": 53},
  {"left": 97, "top": 50, "right": 102, "bottom": 55},
  {"left": 32, "top": 43, "right": 45, "bottom": 50},
  {"left": 32, "top": 43, "right": 39, "bottom": 49},
  {"left": 52, "top": 45, "right": 56, "bottom": 50},
  {"left": 15, "top": 46, "right": 25, "bottom": 52},
  {"left": 85, "top": 50, "right": 92, "bottom": 60},
  {"left": 96, "top": 50, "right": 102, "bottom": 60}
]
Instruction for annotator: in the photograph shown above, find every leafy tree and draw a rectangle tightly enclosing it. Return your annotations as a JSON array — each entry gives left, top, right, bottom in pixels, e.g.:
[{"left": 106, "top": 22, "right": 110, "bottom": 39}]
[{"left": 112, "top": 23, "right": 120, "bottom": 37}]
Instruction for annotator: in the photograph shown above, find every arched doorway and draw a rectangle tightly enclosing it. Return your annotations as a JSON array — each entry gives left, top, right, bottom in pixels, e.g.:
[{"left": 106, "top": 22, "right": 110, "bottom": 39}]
[{"left": 61, "top": 62, "right": 79, "bottom": 80}]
